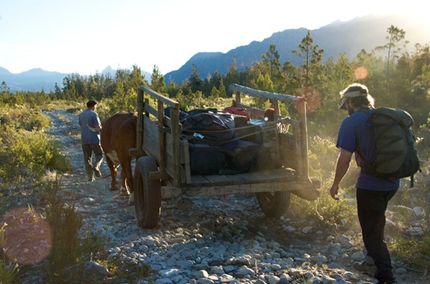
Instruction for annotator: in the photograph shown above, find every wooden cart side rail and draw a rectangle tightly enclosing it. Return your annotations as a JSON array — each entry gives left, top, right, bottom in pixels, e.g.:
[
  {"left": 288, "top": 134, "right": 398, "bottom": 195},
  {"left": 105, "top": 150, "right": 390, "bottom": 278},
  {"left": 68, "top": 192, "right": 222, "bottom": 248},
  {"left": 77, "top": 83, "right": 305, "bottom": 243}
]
[
  {"left": 230, "top": 83, "right": 309, "bottom": 179},
  {"left": 143, "top": 101, "right": 178, "bottom": 130},
  {"left": 229, "top": 83, "right": 304, "bottom": 104},
  {"left": 138, "top": 85, "right": 183, "bottom": 186},
  {"left": 291, "top": 120, "right": 303, "bottom": 176},
  {"left": 140, "top": 85, "right": 180, "bottom": 108}
]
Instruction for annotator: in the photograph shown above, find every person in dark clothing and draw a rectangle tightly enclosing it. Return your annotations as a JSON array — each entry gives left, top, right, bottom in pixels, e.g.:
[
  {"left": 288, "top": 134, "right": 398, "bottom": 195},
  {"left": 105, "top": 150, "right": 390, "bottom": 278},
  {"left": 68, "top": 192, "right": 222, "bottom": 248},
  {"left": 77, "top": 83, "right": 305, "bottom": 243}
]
[
  {"left": 78, "top": 100, "right": 103, "bottom": 181},
  {"left": 329, "top": 83, "right": 398, "bottom": 284}
]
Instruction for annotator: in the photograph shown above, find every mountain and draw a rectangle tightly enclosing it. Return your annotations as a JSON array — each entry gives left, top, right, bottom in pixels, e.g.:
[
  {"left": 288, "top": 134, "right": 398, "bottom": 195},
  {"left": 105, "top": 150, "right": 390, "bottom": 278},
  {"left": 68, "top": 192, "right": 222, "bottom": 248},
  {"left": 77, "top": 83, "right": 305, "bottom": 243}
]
[
  {"left": 165, "top": 14, "right": 430, "bottom": 84},
  {"left": 0, "top": 66, "right": 152, "bottom": 92},
  {"left": 0, "top": 68, "right": 67, "bottom": 92},
  {"left": 101, "top": 66, "right": 152, "bottom": 81},
  {"left": 2, "top": 14, "right": 430, "bottom": 91}
]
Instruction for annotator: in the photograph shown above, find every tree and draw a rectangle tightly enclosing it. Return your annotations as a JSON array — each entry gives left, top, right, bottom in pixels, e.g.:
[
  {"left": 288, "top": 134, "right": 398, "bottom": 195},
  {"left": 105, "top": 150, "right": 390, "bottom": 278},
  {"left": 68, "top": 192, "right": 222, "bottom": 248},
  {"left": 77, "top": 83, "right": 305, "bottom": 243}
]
[
  {"left": 292, "top": 30, "right": 324, "bottom": 86},
  {"left": 151, "top": 65, "right": 165, "bottom": 93},
  {"left": 262, "top": 43, "right": 283, "bottom": 89},
  {"left": 218, "top": 79, "right": 226, "bottom": 98},
  {"left": 375, "top": 25, "right": 409, "bottom": 90},
  {"left": 224, "top": 57, "right": 239, "bottom": 91},
  {"left": 111, "top": 76, "right": 127, "bottom": 112},
  {"left": 282, "top": 60, "right": 300, "bottom": 95},
  {"left": 188, "top": 64, "right": 203, "bottom": 94},
  {"left": 126, "top": 65, "right": 145, "bottom": 93},
  {"left": 412, "top": 43, "right": 430, "bottom": 80},
  {"left": 0, "top": 81, "right": 10, "bottom": 93},
  {"left": 209, "top": 86, "right": 219, "bottom": 98},
  {"left": 326, "top": 53, "right": 353, "bottom": 98},
  {"left": 351, "top": 49, "right": 385, "bottom": 101}
]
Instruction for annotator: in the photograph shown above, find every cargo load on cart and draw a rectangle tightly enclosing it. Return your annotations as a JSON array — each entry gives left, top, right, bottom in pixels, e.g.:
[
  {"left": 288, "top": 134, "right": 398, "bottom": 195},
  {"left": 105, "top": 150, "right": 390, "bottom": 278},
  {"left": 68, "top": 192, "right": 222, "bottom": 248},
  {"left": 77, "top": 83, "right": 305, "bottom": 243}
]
[{"left": 130, "top": 84, "right": 320, "bottom": 228}]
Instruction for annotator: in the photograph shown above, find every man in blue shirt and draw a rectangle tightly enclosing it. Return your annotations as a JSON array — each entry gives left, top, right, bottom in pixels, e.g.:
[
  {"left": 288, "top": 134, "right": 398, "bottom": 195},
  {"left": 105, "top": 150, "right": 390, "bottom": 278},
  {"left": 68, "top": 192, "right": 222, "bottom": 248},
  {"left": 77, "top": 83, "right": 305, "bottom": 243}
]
[
  {"left": 78, "top": 100, "right": 103, "bottom": 181},
  {"left": 329, "top": 83, "right": 398, "bottom": 284}
]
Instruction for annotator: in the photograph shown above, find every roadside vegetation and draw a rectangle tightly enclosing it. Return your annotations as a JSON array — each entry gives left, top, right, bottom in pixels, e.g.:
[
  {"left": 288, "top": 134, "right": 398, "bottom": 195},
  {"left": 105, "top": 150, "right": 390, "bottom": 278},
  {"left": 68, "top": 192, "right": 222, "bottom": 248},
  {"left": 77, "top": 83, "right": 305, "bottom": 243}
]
[{"left": 0, "top": 24, "right": 429, "bottom": 282}]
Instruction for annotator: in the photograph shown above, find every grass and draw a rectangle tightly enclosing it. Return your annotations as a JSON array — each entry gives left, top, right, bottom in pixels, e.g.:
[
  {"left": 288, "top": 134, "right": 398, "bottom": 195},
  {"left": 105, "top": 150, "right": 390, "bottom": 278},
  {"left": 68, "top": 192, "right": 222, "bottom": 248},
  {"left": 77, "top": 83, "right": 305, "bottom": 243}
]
[
  {"left": 391, "top": 228, "right": 430, "bottom": 270},
  {"left": 0, "top": 99, "right": 428, "bottom": 282},
  {"left": 0, "top": 223, "right": 21, "bottom": 284}
]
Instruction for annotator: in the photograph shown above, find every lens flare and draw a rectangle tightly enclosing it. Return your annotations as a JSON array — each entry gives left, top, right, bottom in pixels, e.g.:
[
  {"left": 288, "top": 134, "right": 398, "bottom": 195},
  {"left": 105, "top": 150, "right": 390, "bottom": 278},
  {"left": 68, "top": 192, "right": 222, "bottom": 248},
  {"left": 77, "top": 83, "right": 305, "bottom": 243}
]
[
  {"left": 1, "top": 207, "right": 51, "bottom": 265},
  {"left": 294, "top": 86, "right": 321, "bottom": 113},
  {"left": 354, "top": 66, "right": 368, "bottom": 80}
]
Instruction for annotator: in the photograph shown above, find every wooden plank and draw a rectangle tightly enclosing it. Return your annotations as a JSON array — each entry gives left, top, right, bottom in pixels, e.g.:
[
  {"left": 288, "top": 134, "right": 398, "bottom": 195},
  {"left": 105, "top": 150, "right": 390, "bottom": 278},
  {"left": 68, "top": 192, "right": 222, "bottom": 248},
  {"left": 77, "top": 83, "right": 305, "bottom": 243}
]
[
  {"left": 292, "top": 120, "right": 303, "bottom": 176},
  {"left": 297, "top": 100, "right": 309, "bottom": 178},
  {"left": 140, "top": 85, "right": 180, "bottom": 108},
  {"left": 144, "top": 102, "right": 158, "bottom": 118},
  {"left": 223, "top": 174, "right": 248, "bottom": 183},
  {"left": 190, "top": 175, "right": 211, "bottom": 185},
  {"left": 202, "top": 174, "right": 234, "bottom": 183},
  {"left": 136, "top": 89, "right": 144, "bottom": 150},
  {"left": 181, "top": 140, "right": 191, "bottom": 184},
  {"left": 229, "top": 83, "right": 303, "bottom": 103},
  {"left": 161, "top": 179, "right": 312, "bottom": 198},
  {"left": 185, "top": 168, "right": 295, "bottom": 187},
  {"left": 143, "top": 116, "right": 160, "bottom": 160},
  {"left": 169, "top": 106, "right": 181, "bottom": 186},
  {"left": 142, "top": 115, "right": 177, "bottom": 181},
  {"left": 157, "top": 100, "right": 166, "bottom": 174}
]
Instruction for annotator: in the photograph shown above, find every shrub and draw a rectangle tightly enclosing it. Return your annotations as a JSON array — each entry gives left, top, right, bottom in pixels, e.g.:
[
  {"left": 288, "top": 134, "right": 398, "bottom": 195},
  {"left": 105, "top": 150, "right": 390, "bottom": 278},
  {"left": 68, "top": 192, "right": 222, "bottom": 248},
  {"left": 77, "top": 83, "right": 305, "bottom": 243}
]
[
  {"left": 391, "top": 228, "right": 430, "bottom": 269},
  {"left": 41, "top": 179, "right": 109, "bottom": 283},
  {"left": 290, "top": 189, "right": 357, "bottom": 227},
  {"left": 0, "top": 105, "right": 50, "bottom": 132},
  {"left": 0, "top": 129, "right": 71, "bottom": 183}
]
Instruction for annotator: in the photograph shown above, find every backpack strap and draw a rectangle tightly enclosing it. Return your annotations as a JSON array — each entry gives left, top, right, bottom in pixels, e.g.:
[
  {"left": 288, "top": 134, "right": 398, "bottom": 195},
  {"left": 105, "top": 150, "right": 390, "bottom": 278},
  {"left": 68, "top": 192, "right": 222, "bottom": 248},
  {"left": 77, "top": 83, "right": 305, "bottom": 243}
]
[{"left": 355, "top": 107, "right": 378, "bottom": 176}]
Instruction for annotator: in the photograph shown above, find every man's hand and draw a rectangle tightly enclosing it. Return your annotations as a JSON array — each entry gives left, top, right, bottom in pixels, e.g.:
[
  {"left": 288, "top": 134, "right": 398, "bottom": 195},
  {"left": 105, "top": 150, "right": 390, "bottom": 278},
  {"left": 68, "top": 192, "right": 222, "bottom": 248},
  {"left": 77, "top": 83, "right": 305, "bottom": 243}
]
[
  {"left": 329, "top": 184, "right": 339, "bottom": 200},
  {"left": 329, "top": 148, "right": 352, "bottom": 201}
]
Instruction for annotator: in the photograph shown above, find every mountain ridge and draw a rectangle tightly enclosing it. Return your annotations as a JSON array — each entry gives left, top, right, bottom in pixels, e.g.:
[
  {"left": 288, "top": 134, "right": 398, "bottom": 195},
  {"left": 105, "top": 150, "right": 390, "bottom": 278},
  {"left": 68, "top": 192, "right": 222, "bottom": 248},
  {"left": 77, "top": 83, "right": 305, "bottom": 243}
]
[
  {"left": 165, "top": 14, "right": 430, "bottom": 84},
  {"left": 2, "top": 14, "right": 429, "bottom": 91},
  {"left": 0, "top": 66, "right": 151, "bottom": 92}
]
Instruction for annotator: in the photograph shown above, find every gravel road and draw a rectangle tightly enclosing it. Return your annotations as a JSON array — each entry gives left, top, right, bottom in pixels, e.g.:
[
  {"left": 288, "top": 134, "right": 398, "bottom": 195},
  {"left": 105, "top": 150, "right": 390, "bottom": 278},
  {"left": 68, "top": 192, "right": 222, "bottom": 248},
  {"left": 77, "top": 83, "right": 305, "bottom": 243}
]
[{"left": 17, "top": 109, "right": 429, "bottom": 284}]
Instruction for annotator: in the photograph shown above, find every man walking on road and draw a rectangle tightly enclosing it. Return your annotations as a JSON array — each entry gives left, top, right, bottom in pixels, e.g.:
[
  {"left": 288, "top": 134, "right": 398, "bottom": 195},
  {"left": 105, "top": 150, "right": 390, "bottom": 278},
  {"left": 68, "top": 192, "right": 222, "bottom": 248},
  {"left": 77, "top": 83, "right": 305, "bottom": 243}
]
[
  {"left": 329, "top": 83, "right": 399, "bottom": 284},
  {"left": 78, "top": 100, "right": 103, "bottom": 181}
]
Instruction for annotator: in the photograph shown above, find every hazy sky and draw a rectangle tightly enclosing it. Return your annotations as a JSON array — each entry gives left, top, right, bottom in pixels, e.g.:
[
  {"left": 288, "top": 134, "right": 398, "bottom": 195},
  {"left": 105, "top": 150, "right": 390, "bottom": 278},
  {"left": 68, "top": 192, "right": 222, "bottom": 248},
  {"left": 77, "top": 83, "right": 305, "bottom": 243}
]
[{"left": 1, "top": 0, "right": 428, "bottom": 75}]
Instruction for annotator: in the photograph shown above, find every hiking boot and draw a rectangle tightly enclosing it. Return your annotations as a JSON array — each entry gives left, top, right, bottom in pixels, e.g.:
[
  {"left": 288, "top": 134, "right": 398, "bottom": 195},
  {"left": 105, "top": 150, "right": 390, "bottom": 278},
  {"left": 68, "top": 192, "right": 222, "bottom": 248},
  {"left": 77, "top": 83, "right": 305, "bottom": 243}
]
[
  {"left": 353, "top": 261, "right": 376, "bottom": 275},
  {"left": 92, "top": 167, "right": 102, "bottom": 177}
]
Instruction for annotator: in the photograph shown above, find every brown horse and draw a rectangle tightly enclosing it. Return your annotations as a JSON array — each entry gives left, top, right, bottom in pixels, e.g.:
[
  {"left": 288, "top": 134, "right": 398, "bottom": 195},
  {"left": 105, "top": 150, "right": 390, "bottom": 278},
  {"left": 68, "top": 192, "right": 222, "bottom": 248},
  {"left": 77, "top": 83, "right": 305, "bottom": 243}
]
[{"left": 100, "top": 112, "right": 139, "bottom": 204}]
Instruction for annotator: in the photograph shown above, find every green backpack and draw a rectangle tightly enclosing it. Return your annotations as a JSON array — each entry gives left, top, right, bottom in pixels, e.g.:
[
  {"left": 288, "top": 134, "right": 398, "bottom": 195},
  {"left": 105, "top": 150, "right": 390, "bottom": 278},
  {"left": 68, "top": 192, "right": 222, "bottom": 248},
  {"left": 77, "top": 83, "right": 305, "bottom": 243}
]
[{"left": 357, "top": 107, "right": 421, "bottom": 186}]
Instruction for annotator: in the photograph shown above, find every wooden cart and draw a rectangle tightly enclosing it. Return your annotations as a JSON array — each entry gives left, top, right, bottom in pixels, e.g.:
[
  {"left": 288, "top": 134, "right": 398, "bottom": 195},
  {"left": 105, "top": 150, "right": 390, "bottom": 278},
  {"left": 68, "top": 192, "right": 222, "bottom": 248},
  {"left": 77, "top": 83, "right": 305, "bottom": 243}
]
[{"left": 130, "top": 84, "right": 320, "bottom": 228}]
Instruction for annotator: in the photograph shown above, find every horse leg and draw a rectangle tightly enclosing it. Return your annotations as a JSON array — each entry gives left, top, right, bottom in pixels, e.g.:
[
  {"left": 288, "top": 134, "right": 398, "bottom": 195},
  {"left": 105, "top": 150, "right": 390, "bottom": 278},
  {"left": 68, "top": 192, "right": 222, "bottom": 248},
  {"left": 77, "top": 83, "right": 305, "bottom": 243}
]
[{"left": 105, "top": 154, "right": 118, "bottom": 191}]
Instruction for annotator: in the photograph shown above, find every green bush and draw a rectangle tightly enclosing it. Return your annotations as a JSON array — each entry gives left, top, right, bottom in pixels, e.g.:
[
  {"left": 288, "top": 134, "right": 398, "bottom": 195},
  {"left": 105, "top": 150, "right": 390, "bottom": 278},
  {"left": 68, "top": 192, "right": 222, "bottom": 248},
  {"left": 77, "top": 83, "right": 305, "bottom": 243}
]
[
  {"left": 391, "top": 229, "right": 430, "bottom": 269},
  {"left": 0, "top": 129, "right": 71, "bottom": 183},
  {"left": 0, "top": 105, "right": 51, "bottom": 131},
  {"left": 290, "top": 189, "right": 357, "bottom": 227},
  {"left": 41, "top": 179, "right": 110, "bottom": 283}
]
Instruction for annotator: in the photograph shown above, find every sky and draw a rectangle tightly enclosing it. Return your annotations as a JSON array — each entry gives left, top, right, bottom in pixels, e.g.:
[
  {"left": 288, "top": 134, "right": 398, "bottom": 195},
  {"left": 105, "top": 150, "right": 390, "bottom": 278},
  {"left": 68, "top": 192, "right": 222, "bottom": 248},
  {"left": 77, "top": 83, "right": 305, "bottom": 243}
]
[{"left": 1, "top": 0, "right": 429, "bottom": 75}]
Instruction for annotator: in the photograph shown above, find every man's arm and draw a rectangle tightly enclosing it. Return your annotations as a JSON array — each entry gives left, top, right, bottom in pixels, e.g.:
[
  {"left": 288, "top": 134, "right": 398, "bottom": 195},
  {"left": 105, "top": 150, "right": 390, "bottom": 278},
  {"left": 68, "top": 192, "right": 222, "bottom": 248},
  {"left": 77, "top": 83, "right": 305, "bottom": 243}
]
[
  {"left": 87, "top": 124, "right": 102, "bottom": 133},
  {"left": 329, "top": 148, "right": 353, "bottom": 200}
]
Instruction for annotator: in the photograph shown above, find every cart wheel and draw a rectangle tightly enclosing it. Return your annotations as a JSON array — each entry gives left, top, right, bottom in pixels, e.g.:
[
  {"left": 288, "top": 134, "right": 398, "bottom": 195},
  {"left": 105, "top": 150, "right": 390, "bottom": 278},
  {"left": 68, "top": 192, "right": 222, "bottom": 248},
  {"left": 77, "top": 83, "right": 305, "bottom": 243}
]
[
  {"left": 256, "top": 191, "right": 291, "bottom": 218},
  {"left": 134, "top": 156, "right": 161, "bottom": 228}
]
